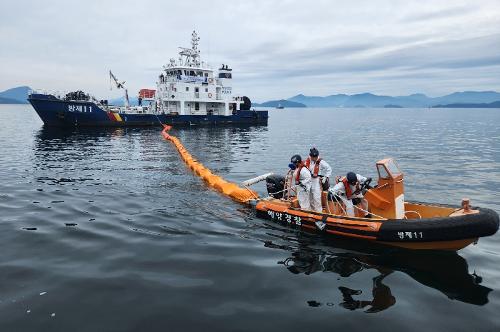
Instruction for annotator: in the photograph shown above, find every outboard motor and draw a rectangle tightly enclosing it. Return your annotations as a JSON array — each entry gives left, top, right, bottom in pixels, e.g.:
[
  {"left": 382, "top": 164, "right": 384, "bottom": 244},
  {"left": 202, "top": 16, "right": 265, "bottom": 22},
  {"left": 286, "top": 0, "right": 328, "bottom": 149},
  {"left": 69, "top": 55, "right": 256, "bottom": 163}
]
[{"left": 266, "top": 174, "right": 285, "bottom": 199}]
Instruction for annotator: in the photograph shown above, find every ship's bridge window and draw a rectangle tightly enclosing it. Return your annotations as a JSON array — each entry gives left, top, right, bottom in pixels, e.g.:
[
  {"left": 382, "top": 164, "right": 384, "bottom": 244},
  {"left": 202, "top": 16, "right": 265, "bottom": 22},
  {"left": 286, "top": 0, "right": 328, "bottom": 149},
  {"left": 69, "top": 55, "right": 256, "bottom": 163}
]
[
  {"left": 186, "top": 87, "right": 189, "bottom": 91},
  {"left": 204, "top": 73, "right": 208, "bottom": 77},
  {"left": 219, "top": 73, "right": 232, "bottom": 79}
]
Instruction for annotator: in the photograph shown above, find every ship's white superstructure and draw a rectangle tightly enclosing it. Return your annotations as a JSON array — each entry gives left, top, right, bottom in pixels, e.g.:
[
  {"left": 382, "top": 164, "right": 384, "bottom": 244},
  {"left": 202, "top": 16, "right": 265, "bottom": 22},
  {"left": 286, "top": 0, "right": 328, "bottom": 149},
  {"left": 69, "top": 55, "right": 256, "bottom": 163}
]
[{"left": 135, "top": 31, "right": 247, "bottom": 116}]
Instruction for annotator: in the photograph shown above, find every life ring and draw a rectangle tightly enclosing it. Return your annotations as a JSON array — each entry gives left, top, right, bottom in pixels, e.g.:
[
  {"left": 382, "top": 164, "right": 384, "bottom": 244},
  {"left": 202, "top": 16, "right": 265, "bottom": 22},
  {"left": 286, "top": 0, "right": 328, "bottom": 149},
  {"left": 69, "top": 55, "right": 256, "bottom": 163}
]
[
  {"left": 208, "top": 78, "right": 214, "bottom": 83},
  {"left": 208, "top": 93, "right": 213, "bottom": 98}
]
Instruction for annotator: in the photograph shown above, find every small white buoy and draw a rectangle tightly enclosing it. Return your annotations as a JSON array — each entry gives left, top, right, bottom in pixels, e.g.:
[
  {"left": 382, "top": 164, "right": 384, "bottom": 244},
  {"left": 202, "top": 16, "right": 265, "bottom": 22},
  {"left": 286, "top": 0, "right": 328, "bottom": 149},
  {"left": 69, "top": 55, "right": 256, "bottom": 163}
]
[
  {"left": 51, "top": 313, "right": 55, "bottom": 317},
  {"left": 39, "top": 292, "right": 47, "bottom": 296},
  {"left": 26, "top": 309, "right": 31, "bottom": 314}
]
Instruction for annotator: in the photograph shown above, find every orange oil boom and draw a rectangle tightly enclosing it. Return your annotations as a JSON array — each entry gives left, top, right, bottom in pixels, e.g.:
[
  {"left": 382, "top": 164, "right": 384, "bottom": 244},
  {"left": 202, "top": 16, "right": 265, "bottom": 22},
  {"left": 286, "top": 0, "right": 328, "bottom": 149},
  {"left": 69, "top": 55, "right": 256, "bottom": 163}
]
[{"left": 161, "top": 125, "right": 258, "bottom": 203}]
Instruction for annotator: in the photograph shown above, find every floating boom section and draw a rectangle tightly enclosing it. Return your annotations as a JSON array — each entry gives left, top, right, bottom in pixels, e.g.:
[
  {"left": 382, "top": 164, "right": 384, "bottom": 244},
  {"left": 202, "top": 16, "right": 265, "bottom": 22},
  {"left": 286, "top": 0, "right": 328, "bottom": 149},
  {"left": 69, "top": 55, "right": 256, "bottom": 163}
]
[{"left": 161, "top": 125, "right": 259, "bottom": 203}]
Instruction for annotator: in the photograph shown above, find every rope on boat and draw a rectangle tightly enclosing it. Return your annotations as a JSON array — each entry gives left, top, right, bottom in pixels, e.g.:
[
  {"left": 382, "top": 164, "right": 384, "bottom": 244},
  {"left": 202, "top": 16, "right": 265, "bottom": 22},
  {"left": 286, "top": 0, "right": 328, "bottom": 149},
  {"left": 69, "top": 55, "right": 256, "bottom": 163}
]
[
  {"left": 352, "top": 202, "right": 384, "bottom": 219},
  {"left": 161, "top": 125, "right": 259, "bottom": 203}
]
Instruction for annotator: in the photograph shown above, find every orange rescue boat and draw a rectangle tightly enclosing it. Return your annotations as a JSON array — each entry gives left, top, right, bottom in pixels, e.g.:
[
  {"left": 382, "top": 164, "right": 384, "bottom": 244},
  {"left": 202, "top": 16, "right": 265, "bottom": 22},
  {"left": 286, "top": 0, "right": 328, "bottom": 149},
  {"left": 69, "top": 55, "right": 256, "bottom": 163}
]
[{"left": 252, "top": 159, "right": 499, "bottom": 251}]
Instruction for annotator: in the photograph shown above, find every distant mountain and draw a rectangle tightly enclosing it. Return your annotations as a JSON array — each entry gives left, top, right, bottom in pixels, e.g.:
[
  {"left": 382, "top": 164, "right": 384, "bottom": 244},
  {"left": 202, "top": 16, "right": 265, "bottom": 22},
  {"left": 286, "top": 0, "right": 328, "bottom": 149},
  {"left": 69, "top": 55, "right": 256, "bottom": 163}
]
[
  {"left": 283, "top": 91, "right": 500, "bottom": 108},
  {"left": 0, "top": 86, "right": 31, "bottom": 104},
  {"left": 254, "top": 99, "right": 306, "bottom": 108},
  {"left": 433, "top": 100, "right": 500, "bottom": 108},
  {"left": 288, "top": 94, "right": 349, "bottom": 107},
  {"left": 0, "top": 96, "right": 25, "bottom": 104},
  {"left": 433, "top": 91, "right": 500, "bottom": 105},
  {"left": 343, "top": 93, "right": 399, "bottom": 107}
]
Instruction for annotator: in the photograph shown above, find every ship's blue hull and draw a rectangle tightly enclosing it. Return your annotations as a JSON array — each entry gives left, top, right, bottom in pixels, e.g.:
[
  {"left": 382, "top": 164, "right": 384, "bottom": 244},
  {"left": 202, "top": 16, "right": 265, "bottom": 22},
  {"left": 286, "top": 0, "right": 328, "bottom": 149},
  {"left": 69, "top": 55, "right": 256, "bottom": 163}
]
[{"left": 28, "top": 94, "right": 268, "bottom": 127}]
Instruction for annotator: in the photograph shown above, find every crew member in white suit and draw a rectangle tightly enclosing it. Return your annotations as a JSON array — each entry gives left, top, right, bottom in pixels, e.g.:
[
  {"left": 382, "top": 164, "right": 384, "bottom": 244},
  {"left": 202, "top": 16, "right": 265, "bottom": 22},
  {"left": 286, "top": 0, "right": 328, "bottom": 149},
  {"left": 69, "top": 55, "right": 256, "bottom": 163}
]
[
  {"left": 290, "top": 154, "right": 311, "bottom": 211},
  {"left": 304, "top": 147, "right": 332, "bottom": 212},
  {"left": 329, "top": 172, "right": 372, "bottom": 218}
]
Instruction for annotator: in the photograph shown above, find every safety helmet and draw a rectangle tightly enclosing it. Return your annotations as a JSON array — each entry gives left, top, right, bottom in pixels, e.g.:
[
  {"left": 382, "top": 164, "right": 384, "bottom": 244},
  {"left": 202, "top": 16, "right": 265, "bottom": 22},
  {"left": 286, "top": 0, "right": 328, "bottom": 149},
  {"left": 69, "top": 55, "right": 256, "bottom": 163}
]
[
  {"left": 309, "top": 147, "right": 319, "bottom": 157},
  {"left": 290, "top": 154, "right": 302, "bottom": 164},
  {"left": 347, "top": 172, "right": 358, "bottom": 185}
]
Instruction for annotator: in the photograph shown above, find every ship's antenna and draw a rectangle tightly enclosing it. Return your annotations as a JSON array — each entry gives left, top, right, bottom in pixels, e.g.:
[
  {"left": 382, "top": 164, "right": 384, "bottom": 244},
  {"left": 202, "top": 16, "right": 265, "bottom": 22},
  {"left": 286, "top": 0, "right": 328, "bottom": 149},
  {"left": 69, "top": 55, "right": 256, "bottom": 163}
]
[
  {"left": 207, "top": 31, "right": 211, "bottom": 67},
  {"left": 191, "top": 30, "right": 199, "bottom": 52},
  {"left": 191, "top": 30, "right": 200, "bottom": 66}
]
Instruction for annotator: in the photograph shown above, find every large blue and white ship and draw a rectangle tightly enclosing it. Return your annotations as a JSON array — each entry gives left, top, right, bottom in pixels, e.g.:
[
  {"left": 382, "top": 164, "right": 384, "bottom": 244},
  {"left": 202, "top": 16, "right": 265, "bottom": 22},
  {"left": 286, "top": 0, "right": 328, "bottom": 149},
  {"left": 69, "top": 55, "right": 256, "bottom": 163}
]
[{"left": 28, "top": 31, "right": 268, "bottom": 127}]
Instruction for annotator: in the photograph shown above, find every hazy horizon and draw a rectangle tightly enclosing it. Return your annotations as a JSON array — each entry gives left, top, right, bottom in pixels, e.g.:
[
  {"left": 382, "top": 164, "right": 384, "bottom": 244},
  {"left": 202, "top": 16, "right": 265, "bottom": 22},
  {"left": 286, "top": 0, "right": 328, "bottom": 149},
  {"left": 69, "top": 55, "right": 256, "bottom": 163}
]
[{"left": 1, "top": 0, "right": 499, "bottom": 102}]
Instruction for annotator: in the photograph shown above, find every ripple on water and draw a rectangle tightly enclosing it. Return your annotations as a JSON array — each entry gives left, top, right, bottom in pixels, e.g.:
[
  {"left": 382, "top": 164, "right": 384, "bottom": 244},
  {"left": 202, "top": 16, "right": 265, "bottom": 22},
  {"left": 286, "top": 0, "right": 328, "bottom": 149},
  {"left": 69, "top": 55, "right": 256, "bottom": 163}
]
[{"left": 0, "top": 106, "right": 500, "bottom": 331}]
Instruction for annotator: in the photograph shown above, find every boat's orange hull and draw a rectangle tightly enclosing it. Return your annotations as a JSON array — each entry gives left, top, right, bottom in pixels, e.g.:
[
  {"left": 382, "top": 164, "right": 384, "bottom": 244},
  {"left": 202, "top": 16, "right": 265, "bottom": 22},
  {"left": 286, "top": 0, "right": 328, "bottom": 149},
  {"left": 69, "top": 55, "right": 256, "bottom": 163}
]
[{"left": 254, "top": 199, "right": 498, "bottom": 251}]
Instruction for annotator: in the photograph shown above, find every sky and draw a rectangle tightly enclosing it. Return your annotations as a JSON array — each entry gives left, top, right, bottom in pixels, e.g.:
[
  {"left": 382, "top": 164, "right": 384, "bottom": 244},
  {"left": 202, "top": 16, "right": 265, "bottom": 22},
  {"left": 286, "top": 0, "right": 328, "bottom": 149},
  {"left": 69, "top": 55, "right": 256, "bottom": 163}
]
[{"left": 1, "top": 0, "right": 500, "bottom": 102}]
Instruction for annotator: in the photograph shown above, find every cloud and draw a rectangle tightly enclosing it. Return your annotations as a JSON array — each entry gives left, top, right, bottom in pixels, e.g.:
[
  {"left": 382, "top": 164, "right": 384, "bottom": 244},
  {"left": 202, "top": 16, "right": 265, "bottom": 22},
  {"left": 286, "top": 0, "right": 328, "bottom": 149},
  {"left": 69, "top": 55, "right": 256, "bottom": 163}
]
[
  {"left": 1, "top": 0, "right": 500, "bottom": 100},
  {"left": 403, "top": 4, "right": 477, "bottom": 22}
]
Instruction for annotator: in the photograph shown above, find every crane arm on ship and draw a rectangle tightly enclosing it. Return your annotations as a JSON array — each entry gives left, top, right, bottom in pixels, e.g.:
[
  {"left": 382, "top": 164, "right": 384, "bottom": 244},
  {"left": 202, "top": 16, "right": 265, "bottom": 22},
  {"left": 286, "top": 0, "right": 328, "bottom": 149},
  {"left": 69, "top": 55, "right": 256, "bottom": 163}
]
[{"left": 109, "top": 70, "right": 130, "bottom": 108}]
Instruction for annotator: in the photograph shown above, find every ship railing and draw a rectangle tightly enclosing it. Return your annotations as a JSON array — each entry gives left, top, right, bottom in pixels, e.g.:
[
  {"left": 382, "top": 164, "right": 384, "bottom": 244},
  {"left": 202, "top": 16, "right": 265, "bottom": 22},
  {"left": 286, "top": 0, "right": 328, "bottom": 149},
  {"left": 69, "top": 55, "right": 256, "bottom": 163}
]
[
  {"left": 28, "top": 88, "right": 103, "bottom": 103},
  {"left": 29, "top": 89, "right": 66, "bottom": 99}
]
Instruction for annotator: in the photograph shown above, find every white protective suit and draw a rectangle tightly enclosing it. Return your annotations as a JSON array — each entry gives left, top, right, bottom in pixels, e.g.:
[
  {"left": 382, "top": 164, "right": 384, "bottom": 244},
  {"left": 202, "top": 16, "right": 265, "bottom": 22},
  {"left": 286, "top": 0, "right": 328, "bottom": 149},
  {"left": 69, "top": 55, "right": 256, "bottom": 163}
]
[
  {"left": 293, "top": 166, "right": 312, "bottom": 210},
  {"left": 306, "top": 158, "right": 332, "bottom": 212},
  {"left": 329, "top": 174, "right": 368, "bottom": 217}
]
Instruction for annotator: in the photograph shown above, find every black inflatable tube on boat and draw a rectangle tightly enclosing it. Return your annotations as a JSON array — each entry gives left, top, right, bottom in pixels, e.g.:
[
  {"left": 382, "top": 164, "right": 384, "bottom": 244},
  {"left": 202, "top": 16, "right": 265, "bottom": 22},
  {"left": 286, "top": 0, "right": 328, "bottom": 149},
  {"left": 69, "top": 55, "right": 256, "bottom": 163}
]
[{"left": 377, "top": 207, "right": 499, "bottom": 242}]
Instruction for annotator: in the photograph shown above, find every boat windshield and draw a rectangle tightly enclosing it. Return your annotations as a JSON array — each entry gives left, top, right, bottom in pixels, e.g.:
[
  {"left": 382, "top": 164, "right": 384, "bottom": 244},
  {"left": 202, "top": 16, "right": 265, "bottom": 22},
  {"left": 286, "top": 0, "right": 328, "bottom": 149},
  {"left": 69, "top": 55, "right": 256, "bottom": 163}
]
[
  {"left": 386, "top": 159, "right": 402, "bottom": 177},
  {"left": 377, "top": 164, "right": 391, "bottom": 179}
]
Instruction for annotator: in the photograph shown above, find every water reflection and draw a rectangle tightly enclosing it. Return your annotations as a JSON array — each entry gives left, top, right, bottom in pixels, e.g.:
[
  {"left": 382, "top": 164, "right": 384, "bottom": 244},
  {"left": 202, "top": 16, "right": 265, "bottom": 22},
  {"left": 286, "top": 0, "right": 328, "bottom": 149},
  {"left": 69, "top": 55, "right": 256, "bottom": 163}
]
[
  {"left": 35, "top": 125, "right": 132, "bottom": 141},
  {"left": 274, "top": 236, "right": 491, "bottom": 313},
  {"left": 173, "top": 126, "right": 269, "bottom": 167},
  {"left": 34, "top": 125, "right": 268, "bottom": 158}
]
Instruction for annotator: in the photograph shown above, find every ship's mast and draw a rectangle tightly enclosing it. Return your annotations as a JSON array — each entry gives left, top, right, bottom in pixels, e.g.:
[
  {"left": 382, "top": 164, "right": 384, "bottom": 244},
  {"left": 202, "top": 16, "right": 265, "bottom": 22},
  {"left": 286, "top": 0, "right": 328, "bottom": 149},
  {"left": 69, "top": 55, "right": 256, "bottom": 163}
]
[
  {"left": 109, "top": 70, "right": 130, "bottom": 108},
  {"left": 178, "top": 31, "right": 201, "bottom": 67}
]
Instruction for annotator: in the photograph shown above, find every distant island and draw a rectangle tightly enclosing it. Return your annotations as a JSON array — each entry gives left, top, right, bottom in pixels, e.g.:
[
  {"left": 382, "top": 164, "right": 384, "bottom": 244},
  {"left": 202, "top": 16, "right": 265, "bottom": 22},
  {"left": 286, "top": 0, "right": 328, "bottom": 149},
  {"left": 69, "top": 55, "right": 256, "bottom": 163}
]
[
  {"left": 253, "top": 99, "right": 306, "bottom": 108},
  {"left": 259, "top": 91, "right": 500, "bottom": 108},
  {"left": 0, "top": 96, "right": 25, "bottom": 104},
  {"left": 0, "top": 86, "right": 31, "bottom": 104},
  {"left": 433, "top": 101, "right": 500, "bottom": 108}
]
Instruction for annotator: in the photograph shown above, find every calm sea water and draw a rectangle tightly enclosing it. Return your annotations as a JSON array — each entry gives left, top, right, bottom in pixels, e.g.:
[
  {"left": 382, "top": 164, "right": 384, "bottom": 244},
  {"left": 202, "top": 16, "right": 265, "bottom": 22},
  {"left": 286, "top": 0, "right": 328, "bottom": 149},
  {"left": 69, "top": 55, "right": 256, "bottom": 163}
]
[{"left": 1, "top": 104, "right": 499, "bottom": 331}]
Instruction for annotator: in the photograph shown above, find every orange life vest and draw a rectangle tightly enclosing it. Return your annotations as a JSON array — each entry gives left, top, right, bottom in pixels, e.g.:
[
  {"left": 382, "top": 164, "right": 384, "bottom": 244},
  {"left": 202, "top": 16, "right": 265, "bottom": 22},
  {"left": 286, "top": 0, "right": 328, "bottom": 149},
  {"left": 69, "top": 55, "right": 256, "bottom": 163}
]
[
  {"left": 341, "top": 176, "right": 360, "bottom": 199},
  {"left": 295, "top": 162, "right": 306, "bottom": 185},
  {"left": 305, "top": 158, "right": 322, "bottom": 178}
]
